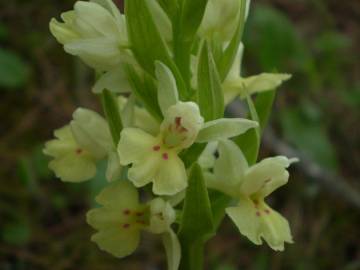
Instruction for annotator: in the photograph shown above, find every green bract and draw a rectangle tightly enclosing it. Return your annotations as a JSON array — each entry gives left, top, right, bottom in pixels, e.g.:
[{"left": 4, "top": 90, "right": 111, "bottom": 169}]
[{"left": 46, "top": 0, "right": 297, "bottom": 267}]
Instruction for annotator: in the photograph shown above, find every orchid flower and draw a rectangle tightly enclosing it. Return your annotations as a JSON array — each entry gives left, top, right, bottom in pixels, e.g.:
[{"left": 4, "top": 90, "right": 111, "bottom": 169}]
[
  {"left": 87, "top": 180, "right": 180, "bottom": 270},
  {"left": 49, "top": 0, "right": 130, "bottom": 71},
  {"left": 44, "top": 108, "right": 122, "bottom": 182},
  {"left": 118, "top": 62, "right": 258, "bottom": 195},
  {"left": 50, "top": 0, "right": 172, "bottom": 95},
  {"left": 223, "top": 43, "right": 292, "bottom": 104},
  {"left": 206, "top": 139, "right": 296, "bottom": 251}
]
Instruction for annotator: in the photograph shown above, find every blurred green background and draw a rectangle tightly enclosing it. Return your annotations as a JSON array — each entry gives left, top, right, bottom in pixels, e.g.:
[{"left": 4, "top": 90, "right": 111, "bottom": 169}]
[{"left": 0, "top": 0, "right": 359, "bottom": 269}]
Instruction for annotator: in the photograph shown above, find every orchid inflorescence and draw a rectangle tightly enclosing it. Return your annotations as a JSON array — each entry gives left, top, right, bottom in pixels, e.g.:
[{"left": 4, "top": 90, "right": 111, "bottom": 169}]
[{"left": 45, "top": 0, "right": 296, "bottom": 268}]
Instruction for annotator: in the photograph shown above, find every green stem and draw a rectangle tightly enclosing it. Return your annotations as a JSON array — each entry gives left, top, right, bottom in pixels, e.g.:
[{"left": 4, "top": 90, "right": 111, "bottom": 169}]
[
  {"left": 101, "top": 89, "right": 123, "bottom": 146},
  {"left": 179, "top": 238, "right": 205, "bottom": 270}
]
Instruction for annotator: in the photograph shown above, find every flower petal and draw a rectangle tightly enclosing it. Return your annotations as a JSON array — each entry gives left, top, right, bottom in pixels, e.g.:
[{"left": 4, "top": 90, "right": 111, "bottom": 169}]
[
  {"left": 196, "top": 118, "right": 258, "bottom": 143},
  {"left": 214, "top": 139, "right": 248, "bottom": 186},
  {"left": 152, "top": 153, "right": 187, "bottom": 195},
  {"left": 148, "top": 198, "right": 176, "bottom": 234},
  {"left": 87, "top": 208, "right": 123, "bottom": 230},
  {"left": 93, "top": 65, "right": 132, "bottom": 94},
  {"left": 241, "top": 156, "right": 291, "bottom": 197},
  {"left": 49, "top": 152, "right": 96, "bottom": 182},
  {"left": 128, "top": 153, "right": 161, "bottom": 188},
  {"left": 260, "top": 206, "right": 293, "bottom": 251},
  {"left": 226, "top": 198, "right": 293, "bottom": 251},
  {"left": 155, "top": 61, "right": 179, "bottom": 115},
  {"left": 118, "top": 128, "right": 158, "bottom": 165},
  {"left": 91, "top": 227, "right": 140, "bottom": 258},
  {"left": 64, "top": 38, "right": 121, "bottom": 70},
  {"left": 198, "top": 141, "right": 218, "bottom": 170},
  {"left": 226, "top": 196, "right": 262, "bottom": 246},
  {"left": 49, "top": 18, "right": 79, "bottom": 44},
  {"left": 74, "top": 1, "right": 120, "bottom": 37},
  {"left": 43, "top": 126, "right": 77, "bottom": 157},
  {"left": 95, "top": 180, "right": 139, "bottom": 209},
  {"left": 71, "top": 108, "right": 112, "bottom": 159},
  {"left": 225, "top": 73, "right": 291, "bottom": 101}
]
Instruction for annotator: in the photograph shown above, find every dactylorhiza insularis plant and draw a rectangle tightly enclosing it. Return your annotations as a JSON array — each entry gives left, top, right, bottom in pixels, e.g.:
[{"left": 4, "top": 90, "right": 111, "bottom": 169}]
[{"left": 45, "top": 0, "right": 297, "bottom": 269}]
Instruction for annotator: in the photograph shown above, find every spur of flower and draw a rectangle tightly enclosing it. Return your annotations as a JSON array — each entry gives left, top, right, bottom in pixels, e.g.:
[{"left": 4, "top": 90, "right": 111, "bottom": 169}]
[
  {"left": 87, "top": 180, "right": 180, "bottom": 270},
  {"left": 118, "top": 62, "right": 259, "bottom": 196},
  {"left": 206, "top": 139, "right": 296, "bottom": 251},
  {"left": 44, "top": 108, "right": 116, "bottom": 182}
]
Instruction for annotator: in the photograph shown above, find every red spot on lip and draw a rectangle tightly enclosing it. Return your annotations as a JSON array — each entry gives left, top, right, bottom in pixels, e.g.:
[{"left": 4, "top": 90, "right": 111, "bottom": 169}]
[
  {"left": 123, "top": 209, "right": 131, "bottom": 215},
  {"left": 180, "top": 127, "right": 188, "bottom": 133},
  {"left": 162, "top": 153, "right": 169, "bottom": 160},
  {"left": 265, "top": 209, "right": 270, "bottom": 214},
  {"left": 256, "top": 211, "right": 261, "bottom": 217},
  {"left": 122, "top": 224, "right": 130, "bottom": 229},
  {"left": 136, "top": 220, "right": 146, "bottom": 225},
  {"left": 135, "top": 212, "right": 144, "bottom": 217},
  {"left": 76, "top": 148, "right": 83, "bottom": 155},
  {"left": 175, "top": 117, "right": 181, "bottom": 127},
  {"left": 153, "top": 145, "right": 160, "bottom": 151}
]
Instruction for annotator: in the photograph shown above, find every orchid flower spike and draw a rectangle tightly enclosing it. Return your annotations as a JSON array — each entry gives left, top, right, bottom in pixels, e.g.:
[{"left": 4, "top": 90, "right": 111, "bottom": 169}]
[
  {"left": 118, "top": 62, "right": 258, "bottom": 195},
  {"left": 206, "top": 139, "right": 296, "bottom": 251},
  {"left": 87, "top": 181, "right": 180, "bottom": 270}
]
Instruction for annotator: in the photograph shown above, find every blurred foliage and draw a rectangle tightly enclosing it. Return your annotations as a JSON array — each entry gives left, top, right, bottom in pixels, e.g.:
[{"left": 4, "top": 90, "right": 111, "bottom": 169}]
[
  {"left": 0, "top": 47, "right": 30, "bottom": 89},
  {"left": 0, "top": 0, "right": 359, "bottom": 269}
]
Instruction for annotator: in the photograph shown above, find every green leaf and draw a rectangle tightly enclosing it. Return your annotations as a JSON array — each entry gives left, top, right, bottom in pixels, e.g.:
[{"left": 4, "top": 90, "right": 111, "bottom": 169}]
[
  {"left": 178, "top": 163, "right": 213, "bottom": 270},
  {"left": 155, "top": 61, "right": 179, "bottom": 115},
  {"left": 172, "top": 0, "right": 208, "bottom": 96},
  {"left": 234, "top": 91, "right": 275, "bottom": 165},
  {"left": 254, "top": 90, "right": 276, "bottom": 130},
  {"left": 178, "top": 163, "right": 213, "bottom": 240},
  {"left": 157, "top": 0, "right": 178, "bottom": 19},
  {"left": 218, "top": 0, "right": 248, "bottom": 81},
  {"left": 0, "top": 48, "right": 29, "bottom": 89},
  {"left": 179, "top": 143, "right": 206, "bottom": 168},
  {"left": 125, "top": 0, "right": 187, "bottom": 99},
  {"left": 197, "top": 42, "right": 224, "bottom": 121},
  {"left": 208, "top": 190, "right": 232, "bottom": 235},
  {"left": 197, "top": 118, "right": 258, "bottom": 143},
  {"left": 2, "top": 219, "right": 31, "bottom": 246},
  {"left": 101, "top": 89, "right": 123, "bottom": 145},
  {"left": 243, "top": 4, "right": 310, "bottom": 71},
  {"left": 126, "top": 65, "right": 162, "bottom": 121},
  {"left": 0, "top": 23, "right": 8, "bottom": 41},
  {"left": 178, "top": 0, "right": 208, "bottom": 41}
]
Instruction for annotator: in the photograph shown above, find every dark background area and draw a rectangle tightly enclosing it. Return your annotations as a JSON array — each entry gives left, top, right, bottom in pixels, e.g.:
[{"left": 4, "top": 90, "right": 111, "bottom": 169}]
[{"left": 0, "top": 0, "right": 359, "bottom": 269}]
